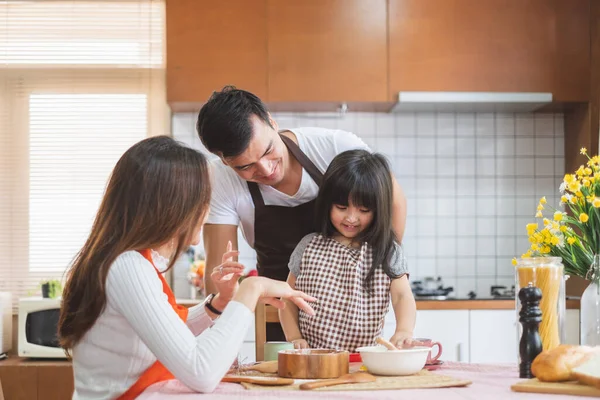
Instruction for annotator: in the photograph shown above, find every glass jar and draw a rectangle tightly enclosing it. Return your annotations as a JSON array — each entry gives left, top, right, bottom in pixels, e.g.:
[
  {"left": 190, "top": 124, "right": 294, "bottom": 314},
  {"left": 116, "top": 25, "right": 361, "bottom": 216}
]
[
  {"left": 515, "top": 257, "right": 566, "bottom": 352},
  {"left": 581, "top": 254, "right": 600, "bottom": 346}
]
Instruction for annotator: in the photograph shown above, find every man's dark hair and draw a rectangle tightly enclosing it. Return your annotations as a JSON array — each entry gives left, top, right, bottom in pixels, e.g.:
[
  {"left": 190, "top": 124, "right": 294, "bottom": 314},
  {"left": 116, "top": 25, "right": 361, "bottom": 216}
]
[{"left": 196, "top": 86, "right": 273, "bottom": 158}]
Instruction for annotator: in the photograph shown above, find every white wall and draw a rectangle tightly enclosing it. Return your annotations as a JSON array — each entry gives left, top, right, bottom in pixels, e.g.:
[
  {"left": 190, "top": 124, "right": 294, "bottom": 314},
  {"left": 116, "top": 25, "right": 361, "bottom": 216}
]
[{"left": 172, "top": 111, "right": 564, "bottom": 300}]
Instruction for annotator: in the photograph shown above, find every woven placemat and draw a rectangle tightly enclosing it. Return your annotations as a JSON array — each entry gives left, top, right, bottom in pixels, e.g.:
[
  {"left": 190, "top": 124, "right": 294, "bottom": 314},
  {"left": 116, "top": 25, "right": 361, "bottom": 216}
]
[{"left": 238, "top": 369, "right": 472, "bottom": 391}]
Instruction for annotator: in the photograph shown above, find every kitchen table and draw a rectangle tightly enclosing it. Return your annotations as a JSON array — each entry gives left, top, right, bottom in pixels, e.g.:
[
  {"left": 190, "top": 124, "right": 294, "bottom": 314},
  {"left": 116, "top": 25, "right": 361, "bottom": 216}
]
[{"left": 137, "top": 362, "right": 579, "bottom": 399}]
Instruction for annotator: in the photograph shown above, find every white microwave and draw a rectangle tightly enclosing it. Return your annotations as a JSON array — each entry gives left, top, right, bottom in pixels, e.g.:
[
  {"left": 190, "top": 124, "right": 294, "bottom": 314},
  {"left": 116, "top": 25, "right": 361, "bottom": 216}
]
[{"left": 18, "top": 297, "right": 67, "bottom": 358}]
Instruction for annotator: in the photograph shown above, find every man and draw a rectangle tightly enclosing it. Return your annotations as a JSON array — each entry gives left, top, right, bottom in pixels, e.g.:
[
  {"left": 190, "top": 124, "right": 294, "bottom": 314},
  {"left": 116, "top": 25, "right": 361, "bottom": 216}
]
[{"left": 196, "top": 86, "right": 407, "bottom": 340}]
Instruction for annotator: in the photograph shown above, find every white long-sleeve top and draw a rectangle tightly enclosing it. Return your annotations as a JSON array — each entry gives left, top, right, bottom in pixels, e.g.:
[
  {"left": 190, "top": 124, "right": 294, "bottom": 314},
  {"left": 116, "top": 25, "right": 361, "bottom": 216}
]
[{"left": 71, "top": 250, "right": 253, "bottom": 400}]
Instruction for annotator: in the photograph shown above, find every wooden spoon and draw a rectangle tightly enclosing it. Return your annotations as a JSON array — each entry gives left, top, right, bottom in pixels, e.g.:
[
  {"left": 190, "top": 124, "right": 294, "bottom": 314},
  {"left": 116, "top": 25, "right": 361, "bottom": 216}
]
[
  {"left": 222, "top": 375, "right": 294, "bottom": 386},
  {"left": 299, "top": 372, "right": 376, "bottom": 390},
  {"left": 238, "top": 360, "right": 278, "bottom": 374},
  {"left": 375, "top": 336, "right": 398, "bottom": 350}
]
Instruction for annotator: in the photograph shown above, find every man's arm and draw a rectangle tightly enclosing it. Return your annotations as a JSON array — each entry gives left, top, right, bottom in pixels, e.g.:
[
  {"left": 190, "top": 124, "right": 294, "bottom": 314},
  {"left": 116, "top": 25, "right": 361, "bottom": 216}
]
[
  {"left": 391, "top": 177, "right": 407, "bottom": 243},
  {"left": 202, "top": 223, "right": 239, "bottom": 295}
]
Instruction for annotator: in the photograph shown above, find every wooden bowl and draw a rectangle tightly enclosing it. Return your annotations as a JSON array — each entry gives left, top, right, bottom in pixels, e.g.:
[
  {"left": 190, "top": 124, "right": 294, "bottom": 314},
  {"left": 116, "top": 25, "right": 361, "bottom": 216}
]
[{"left": 278, "top": 349, "right": 349, "bottom": 379}]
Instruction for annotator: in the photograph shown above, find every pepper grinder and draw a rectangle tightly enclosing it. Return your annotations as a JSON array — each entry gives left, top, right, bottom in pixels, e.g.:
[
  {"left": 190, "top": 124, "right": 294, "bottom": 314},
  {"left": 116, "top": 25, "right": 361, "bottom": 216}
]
[{"left": 518, "top": 282, "right": 543, "bottom": 378}]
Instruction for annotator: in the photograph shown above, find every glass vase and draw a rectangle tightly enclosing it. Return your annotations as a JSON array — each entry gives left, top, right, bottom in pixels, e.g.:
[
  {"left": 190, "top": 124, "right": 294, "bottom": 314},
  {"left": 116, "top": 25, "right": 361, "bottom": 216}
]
[
  {"left": 515, "top": 257, "right": 566, "bottom": 354},
  {"left": 581, "top": 255, "right": 600, "bottom": 346}
]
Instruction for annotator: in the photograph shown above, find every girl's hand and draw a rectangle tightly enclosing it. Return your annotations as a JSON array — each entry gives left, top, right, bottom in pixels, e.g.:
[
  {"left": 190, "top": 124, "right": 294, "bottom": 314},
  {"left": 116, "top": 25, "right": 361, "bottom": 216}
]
[
  {"left": 210, "top": 241, "right": 245, "bottom": 303},
  {"left": 390, "top": 331, "right": 413, "bottom": 349},
  {"left": 291, "top": 339, "right": 309, "bottom": 349}
]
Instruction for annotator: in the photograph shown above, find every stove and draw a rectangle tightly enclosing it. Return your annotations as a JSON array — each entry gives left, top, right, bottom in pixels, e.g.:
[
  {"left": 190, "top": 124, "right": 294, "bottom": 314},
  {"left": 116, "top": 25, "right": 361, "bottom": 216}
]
[
  {"left": 490, "top": 285, "right": 515, "bottom": 299},
  {"left": 466, "top": 285, "right": 516, "bottom": 300},
  {"left": 411, "top": 277, "right": 454, "bottom": 301}
]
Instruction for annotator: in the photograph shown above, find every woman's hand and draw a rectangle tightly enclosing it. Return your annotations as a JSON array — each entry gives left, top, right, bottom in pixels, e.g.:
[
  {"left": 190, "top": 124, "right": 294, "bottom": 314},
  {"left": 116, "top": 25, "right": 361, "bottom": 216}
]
[
  {"left": 210, "top": 241, "right": 245, "bottom": 308},
  {"left": 234, "top": 276, "right": 317, "bottom": 316},
  {"left": 252, "top": 277, "right": 317, "bottom": 315}
]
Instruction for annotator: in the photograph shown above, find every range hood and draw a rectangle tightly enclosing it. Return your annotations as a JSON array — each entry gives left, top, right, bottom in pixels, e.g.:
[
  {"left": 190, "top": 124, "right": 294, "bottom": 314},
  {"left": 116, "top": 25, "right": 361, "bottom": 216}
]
[{"left": 390, "top": 92, "right": 553, "bottom": 113}]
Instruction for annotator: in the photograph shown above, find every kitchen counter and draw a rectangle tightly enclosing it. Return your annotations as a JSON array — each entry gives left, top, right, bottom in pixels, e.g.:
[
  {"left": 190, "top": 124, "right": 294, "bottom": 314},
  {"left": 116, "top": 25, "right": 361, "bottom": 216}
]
[
  {"left": 176, "top": 298, "right": 581, "bottom": 311},
  {"left": 415, "top": 299, "right": 580, "bottom": 310}
]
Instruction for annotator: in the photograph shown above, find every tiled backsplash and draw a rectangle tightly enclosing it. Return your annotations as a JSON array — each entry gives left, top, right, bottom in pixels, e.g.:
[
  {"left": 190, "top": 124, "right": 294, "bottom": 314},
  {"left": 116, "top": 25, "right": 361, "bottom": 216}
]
[{"left": 172, "top": 111, "right": 564, "bottom": 299}]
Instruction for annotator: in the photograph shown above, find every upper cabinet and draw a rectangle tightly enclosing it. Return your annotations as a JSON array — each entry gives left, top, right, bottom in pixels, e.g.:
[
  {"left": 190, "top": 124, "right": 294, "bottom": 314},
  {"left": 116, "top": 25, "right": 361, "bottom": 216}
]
[
  {"left": 266, "top": 0, "right": 388, "bottom": 103},
  {"left": 165, "top": 0, "right": 591, "bottom": 110},
  {"left": 166, "top": 0, "right": 268, "bottom": 111},
  {"left": 388, "top": 0, "right": 590, "bottom": 102}
]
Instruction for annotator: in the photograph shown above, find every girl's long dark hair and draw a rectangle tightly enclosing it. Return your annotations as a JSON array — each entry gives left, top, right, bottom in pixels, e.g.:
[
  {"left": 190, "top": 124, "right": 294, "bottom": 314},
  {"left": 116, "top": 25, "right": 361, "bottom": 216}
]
[
  {"left": 314, "top": 149, "right": 397, "bottom": 287},
  {"left": 58, "top": 136, "right": 211, "bottom": 350}
]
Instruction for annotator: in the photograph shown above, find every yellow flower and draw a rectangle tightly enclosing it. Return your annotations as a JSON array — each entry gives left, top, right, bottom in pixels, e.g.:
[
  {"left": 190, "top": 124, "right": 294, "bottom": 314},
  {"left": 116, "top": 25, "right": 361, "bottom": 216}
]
[
  {"left": 576, "top": 166, "right": 586, "bottom": 177},
  {"left": 551, "top": 236, "right": 560, "bottom": 246},
  {"left": 540, "top": 196, "right": 547, "bottom": 205},
  {"left": 540, "top": 245, "right": 551, "bottom": 254},
  {"left": 535, "top": 210, "right": 543, "bottom": 218},
  {"left": 512, "top": 258, "right": 517, "bottom": 266},
  {"left": 551, "top": 221, "right": 560, "bottom": 231},
  {"left": 583, "top": 178, "right": 591, "bottom": 187},
  {"left": 553, "top": 211, "right": 563, "bottom": 221},
  {"left": 567, "top": 237, "right": 576, "bottom": 245},
  {"left": 522, "top": 251, "right": 532, "bottom": 258},
  {"left": 593, "top": 197, "right": 600, "bottom": 208},
  {"left": 531, "top": 243, "right": 539, "bottom": 251},
  {"left": 580, "top": 213, "right": 589, "bottom": 223},
  {"left": 526, "top": 223, "right": 538, "bottom": 235},
  {"left": 581, "top": 147, "right": 587, "bottom": 155},
  {"left": 560, "top": 225, "right": 567, "bottom": 232},
  {"left": 537, "top": 204, "right": 544, "bottom": 211},
  {"left": 543, "top": 218, "right": 550, "bottom": 226},
  {"left": 585, "top": 167, "right": 593, "bottom": 175},
  {"left": 569, "top": 181, "right": 582, "bottom": 193},
  {"left": 564, "top": 174, "right": 576, "bottom": 184}
]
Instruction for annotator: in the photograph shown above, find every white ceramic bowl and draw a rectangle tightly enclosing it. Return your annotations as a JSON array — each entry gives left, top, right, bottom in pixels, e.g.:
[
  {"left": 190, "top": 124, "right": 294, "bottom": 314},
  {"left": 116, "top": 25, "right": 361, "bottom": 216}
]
[{"left": 356, "top": 345, "right": 430, "bottom": 376}]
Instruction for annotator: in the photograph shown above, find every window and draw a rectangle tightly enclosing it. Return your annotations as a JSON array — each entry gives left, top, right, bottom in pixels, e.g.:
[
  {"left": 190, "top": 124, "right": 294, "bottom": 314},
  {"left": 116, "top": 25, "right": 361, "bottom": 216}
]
[
  {"left": 0, "top": 1, "right": 167, "bottom": 311},
  {"left": 29, "top": 94, "right": 148, "bottom": 273}
]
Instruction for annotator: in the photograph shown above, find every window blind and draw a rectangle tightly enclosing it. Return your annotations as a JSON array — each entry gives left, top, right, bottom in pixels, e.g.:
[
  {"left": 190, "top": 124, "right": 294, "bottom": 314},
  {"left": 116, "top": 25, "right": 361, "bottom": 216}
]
[{"left": 0, "top": 1, "right": 168, "bottom": 312}]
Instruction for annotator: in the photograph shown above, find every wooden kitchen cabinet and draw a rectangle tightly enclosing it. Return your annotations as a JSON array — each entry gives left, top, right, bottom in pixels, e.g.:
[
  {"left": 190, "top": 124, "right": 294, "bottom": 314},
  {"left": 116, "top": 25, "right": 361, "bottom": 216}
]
[
  {"left": 166, "top": 0, "right": 268, "bottom": 111},
  {"left": 267, "top": 0, "right": 388, "bottom": 103},
  {"left": 388, "top": 0, "right": 590, "bottom": 102}
]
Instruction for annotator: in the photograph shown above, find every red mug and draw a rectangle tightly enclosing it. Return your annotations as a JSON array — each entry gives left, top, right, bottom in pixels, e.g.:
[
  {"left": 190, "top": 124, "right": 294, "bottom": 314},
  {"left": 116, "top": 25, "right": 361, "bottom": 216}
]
[{"left": 412, "top": 337, "right": 442, "bottom": 364}]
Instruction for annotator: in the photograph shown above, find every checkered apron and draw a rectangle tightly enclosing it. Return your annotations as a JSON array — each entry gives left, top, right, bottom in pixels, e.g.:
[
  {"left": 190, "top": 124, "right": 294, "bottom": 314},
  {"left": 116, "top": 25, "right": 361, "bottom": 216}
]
[{"left": 295, "top": 234, "right": 391, "bottom": 352}]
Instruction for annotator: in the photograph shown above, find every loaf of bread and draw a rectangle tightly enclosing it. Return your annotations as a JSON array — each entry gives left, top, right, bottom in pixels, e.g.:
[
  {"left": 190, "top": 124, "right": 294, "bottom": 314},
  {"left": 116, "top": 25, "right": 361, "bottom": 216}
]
[
  {"left": 572, "top": 354, "right": 600, "bottom": 389},
  {"left": 531, "top": 344, "right": 600, "bottom": 382}
]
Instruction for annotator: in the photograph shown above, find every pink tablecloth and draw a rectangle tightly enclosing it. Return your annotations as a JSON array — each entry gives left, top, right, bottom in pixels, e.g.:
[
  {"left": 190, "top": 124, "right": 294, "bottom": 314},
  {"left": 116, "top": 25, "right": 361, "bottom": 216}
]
[{"left": 137, "top": 362, "right": 576, "bottom": 400}]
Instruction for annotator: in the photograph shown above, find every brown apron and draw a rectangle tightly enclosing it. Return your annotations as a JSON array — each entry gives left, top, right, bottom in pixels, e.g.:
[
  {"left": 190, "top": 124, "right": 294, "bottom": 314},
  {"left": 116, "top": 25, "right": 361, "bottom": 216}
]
[
  {"left": 295, "top": 235, "right": 391, "bottom": 352},
  {"left": 247, "top": 133, "right": 323, "bottom": 341}
]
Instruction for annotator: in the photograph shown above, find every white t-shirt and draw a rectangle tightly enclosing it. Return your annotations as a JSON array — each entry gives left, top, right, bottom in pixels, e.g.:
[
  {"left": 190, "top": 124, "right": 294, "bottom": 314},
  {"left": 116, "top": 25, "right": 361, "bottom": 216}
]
[
  {"left": 206, "top": 127, "right": 370, "bottom": 247},
  {"left": 71, "top": 251, "right": 253, "bottom": 399}
]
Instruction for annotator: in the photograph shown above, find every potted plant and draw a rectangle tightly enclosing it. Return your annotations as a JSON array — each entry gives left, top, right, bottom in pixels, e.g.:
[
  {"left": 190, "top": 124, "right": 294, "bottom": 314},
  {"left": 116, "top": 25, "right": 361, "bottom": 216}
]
[
  {"left": 40, "top": 279, "right": 62, "bottom": 299},
  {"left": 515, "top": 148, "right": 600, "bottom": 346}
]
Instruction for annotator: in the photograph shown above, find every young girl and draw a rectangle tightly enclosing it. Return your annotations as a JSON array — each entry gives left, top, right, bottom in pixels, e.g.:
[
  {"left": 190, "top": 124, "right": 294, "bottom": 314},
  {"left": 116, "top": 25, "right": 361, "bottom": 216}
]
[
  {"left": 279, "top": 149, "right": 416, "bottom": 352},
  {"left": 58, "top": 136, "right": 315, "bottom": 399}
]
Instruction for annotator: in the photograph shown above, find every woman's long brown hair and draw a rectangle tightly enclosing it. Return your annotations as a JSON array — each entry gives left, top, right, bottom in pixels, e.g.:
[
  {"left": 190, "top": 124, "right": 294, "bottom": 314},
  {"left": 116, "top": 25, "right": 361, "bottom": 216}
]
[{"left": 58, "top": 136, "right": 211, "bottom": 350}]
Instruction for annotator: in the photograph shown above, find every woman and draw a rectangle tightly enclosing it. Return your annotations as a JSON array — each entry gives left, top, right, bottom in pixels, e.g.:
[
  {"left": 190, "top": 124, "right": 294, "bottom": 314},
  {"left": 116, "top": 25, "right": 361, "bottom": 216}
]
[{"left": 58, "top": 136, "right": 315, "bottom": 399}]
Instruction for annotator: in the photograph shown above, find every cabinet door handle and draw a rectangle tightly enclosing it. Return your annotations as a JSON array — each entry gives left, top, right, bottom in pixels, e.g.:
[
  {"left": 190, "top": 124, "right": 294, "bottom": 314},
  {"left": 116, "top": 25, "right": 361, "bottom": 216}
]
[{"left": 457, "top": 342, "right": 466, "bottom": 362}]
